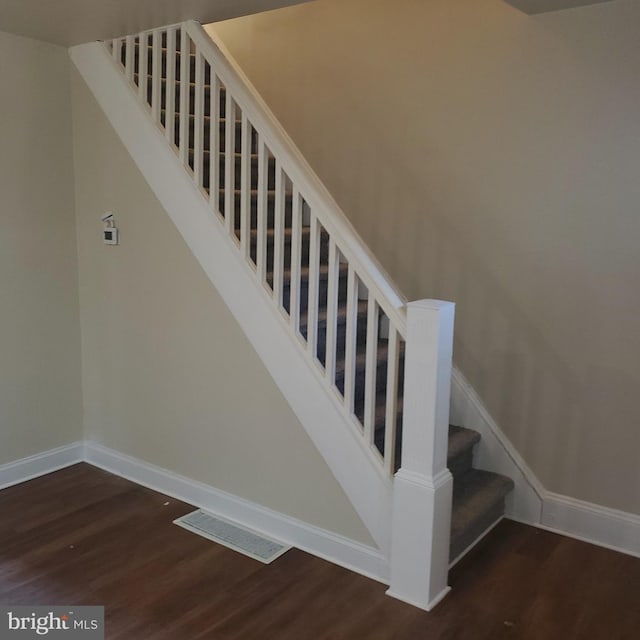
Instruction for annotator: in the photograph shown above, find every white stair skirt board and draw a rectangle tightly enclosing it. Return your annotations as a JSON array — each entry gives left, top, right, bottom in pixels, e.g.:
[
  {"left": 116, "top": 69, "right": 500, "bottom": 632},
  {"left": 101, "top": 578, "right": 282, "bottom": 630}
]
[
  {"left": 174, "top": 509, "right": 291, "bottom": 563},
  {"left": 70, "top": 41, "right": 393, "bottom": 555},
  {"left": 84, "top": 441, "right": 389, "bottom": 584},
  {"left": 0, "top": 442, "right": 84, "bottom": 491}
]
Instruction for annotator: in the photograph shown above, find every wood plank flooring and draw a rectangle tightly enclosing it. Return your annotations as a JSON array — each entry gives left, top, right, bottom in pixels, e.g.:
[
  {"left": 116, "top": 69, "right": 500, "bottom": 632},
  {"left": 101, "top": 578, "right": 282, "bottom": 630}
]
[{"left": 1, "top": 463, "right": 638, "bottom": 639}]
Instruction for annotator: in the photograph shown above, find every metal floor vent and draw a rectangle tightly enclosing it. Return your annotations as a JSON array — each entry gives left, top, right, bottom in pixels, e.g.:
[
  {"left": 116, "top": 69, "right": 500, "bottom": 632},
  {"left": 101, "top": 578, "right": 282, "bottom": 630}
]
[{"left": 174, "top": 510, "right": 291, "bottom": 564}]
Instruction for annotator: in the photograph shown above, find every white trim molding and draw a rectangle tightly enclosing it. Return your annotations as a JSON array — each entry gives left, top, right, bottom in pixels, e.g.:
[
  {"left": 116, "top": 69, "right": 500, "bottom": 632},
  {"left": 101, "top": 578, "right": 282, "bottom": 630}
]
[
  {"left": 0, "top": 442, "right": 84, "bottom": 491},
  {"left": 541, "top": 492, "right": 640, "bottom": 558},
  {"left": 84, "top": 441, "right": 389, "bottom": 583},
  {"left": 2, "top": 441, "right": 639, "bottom": 578}
]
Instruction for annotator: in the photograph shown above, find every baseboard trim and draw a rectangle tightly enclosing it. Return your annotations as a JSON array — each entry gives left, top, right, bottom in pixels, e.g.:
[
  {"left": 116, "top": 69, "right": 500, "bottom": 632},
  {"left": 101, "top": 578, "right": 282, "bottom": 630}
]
[
  {"left": 84, "top": 441, "right": 389, "bottom": 583},
  {"left": 540, "top": 492, "right": 640, "bottom": 559},
  {"left": 0, "top": 442, "right": 84, "bottom": 491},
  {"left": 2, "top": 441, "right": 638, "bottom": 578}
]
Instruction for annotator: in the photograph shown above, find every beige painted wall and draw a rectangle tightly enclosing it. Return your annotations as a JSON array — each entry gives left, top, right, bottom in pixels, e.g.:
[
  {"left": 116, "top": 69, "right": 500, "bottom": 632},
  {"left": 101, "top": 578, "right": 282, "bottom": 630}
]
[
  {"left": 70, "top": 68, "right": 372, "bottom": 544},
  {"left": 210, "top": 0, "right": 640, "bottom": 514},
  {"left": 0, "top": 31, "right": 82, "bottom": 464}
]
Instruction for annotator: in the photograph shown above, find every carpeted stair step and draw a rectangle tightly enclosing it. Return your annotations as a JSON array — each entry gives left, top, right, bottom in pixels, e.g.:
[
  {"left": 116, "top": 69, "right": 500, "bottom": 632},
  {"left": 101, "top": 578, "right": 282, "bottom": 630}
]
[{"left": 449, "top": 469, "right": 514, "bottom": 561}]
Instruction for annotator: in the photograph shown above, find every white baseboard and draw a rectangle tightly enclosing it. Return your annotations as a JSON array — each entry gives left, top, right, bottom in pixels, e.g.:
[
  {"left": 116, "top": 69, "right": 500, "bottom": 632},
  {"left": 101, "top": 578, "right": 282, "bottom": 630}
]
[
  {"left": 84, "top": 441, "right": 389, "bottom": 584},
  {"left": 2, "top": 440, "right": 639, "bottom": 574},
  {"left": 450, "top": 367, "right": 544, "bottom": 524},
  {"left": 540, "top": 492, "right": 640, "bottom": 558},
  {"left": 0, "top": 442, "right": 84, "bottom": 491}
]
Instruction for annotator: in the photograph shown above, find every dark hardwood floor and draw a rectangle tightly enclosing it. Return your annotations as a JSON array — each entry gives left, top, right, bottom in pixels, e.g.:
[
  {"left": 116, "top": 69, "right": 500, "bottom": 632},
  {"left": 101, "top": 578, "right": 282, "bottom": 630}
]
[{"left": 1, "top": 463, "right": 638, "bottom": 639}]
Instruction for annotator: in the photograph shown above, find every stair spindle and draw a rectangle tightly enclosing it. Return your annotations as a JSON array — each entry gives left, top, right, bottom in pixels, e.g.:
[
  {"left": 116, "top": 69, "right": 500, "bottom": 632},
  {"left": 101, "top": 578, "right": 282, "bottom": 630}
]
[
  {"left": 343, "top": 266, "right": 358, "bottom": 414},
  {"left": 363, "top": 296, "right": 379, "bottom": 447},
  {"left": 178, "top": 27, "right": 190, "bottom": 166},
  {"left": 224, "top": 91, "right": 235, "bottom": 234},
  {"left": 324, "top": 238, "right": 339, "bottom": 386},
  {"left": 256, "top": 141, "right": 268, "bottom": 282},
  {"left": 239, "top": 114, "right": 252, "bottom": 260},
  {"left": 209, "top": 74, "right": 221, "bottom": 214},
  {"left": 164, "top": 28, "right": 176, "bottom": 146},
  {"left": 289, "top": 189, "right": 303, "bottom": 334},
  {"left": 273, "top": 162, "right": 285, "bottom": 308}
]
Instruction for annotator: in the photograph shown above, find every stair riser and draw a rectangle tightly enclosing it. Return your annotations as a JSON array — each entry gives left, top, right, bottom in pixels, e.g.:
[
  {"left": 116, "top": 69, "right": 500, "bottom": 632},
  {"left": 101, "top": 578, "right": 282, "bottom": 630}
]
[
  {"left": 448, "top": 449, "right": 475, "bottom": 480},
  {"left": 449, "top": 499, "right": 506, "bottom": 562}
]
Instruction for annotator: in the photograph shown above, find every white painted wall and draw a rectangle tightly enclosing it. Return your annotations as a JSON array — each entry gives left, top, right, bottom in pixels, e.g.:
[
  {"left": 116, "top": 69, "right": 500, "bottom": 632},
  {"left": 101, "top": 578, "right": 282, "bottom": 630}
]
[
  {"left": 209, "top": 0, "right": 640, "bottom": 515},
  {"left": 70, "top": 67, "right": 373, "bottom": 545},
  {"left": 0, "top": 30, "right": 82, "bottom": 464}
]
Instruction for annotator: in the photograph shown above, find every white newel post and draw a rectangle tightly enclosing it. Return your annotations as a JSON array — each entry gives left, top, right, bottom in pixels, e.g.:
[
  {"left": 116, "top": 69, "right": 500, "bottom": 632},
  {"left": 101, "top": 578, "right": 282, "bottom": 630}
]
[{"left": 387, "top": 299, "right": 455, "bottom": 610}]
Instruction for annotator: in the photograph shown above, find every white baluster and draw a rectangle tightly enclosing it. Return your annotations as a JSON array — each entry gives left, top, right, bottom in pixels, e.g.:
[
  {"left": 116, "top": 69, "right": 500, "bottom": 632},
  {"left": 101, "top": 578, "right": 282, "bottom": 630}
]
[
  {"left": 273, "top": 163, "right": 284, "bottom": 307},
  {"left": 324, "top": 238, "right": 339, "bottom": 386},
  {"left": 363, "top": 296, "right": 379, "bottom": 446},
  {"left": 193, "top": 51, "right": 204, "bottom": 187},
  {"left": 138, "top": 32, "right": 148, "bottom": 102},
  {"left": 151, "top": 31, "right": 162, "bottom": 123},
  {"left": 239, "top": 114, "right": 251, "bottom": 259},
  {"left": 209, "top": 74, "right": 221, "bottom": 215},
  {"left": 256, "top": 141, "right": 268, "bottom": 281},
  {"left": 306, "top": 214, "right": 320, "bottom": 358},
  {"left": 164, "top": 28, "right": 176, "bottom": 146},
  {"left": 343, "top": 266, "right": 358, "bottom": 414},
  {"left": 111, "top": 38, "right": 120, "bottom": 63},
  {"left": 289, "top": 189, "right": 302, "bottom": 333},
  {"left": 383, "top": 327, "right": 399, "bottom": 474},
  {"left": 224, "top": 91, "right": 235, "bottom": 235},
  {"left": 125, "top": 35, "right": 135, "bottom": 83},
  {"left": 178, "top": 27, "right": 190, "bottom": 166}
]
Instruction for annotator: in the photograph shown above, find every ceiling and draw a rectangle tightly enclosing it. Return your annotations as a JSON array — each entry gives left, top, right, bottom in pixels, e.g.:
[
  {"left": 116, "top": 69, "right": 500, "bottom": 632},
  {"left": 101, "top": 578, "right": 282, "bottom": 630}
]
[
  {"left": 0, "top": 0, "right": 312, "bottom": 46},
  {"left": 504, "top": 0, "right": 615, "bottom": 13}
]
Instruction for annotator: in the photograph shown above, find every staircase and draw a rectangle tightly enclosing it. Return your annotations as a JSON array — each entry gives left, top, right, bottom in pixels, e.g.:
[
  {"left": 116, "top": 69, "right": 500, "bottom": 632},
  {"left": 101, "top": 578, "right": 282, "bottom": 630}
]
[{"left": 76, "top": 22, "right": 513, "bottom": 607}]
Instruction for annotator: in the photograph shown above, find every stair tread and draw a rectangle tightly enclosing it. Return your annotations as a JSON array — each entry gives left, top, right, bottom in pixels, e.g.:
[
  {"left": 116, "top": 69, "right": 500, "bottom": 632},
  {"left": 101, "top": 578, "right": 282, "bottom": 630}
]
[{"left": 451, "top": 469, "right": 514, "bottom": 538}]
